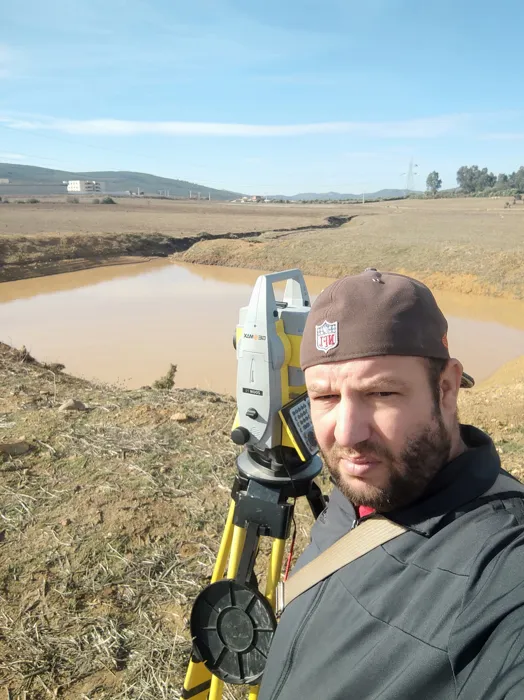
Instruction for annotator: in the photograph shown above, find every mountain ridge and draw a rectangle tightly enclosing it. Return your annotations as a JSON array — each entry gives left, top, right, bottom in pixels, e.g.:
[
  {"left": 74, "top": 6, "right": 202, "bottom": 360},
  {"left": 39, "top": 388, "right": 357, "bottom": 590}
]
[
  {"left": 0, "top": 163, "right": 242, "bottom": 200},
  {"left": 0, "top": 163, "right": 414, "bottom": 201},
  {"left": 270, "top": 189, "right": 412, "bottom": 200}
]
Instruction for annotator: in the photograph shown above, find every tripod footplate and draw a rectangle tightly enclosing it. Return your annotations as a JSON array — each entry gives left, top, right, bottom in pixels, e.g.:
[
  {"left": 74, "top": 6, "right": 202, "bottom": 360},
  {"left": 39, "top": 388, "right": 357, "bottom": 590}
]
[{"left": 190, "top": 579, "right": 277, "bottom": 685}]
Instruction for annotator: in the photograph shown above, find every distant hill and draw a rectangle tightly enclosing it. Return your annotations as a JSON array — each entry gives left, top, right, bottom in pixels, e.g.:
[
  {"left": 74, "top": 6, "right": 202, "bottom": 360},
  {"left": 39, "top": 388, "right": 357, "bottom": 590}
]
[
  {"left": 0, "top": 163, "right": 243, "bottom": 200},
  {"left": 271, "top": 189, "right": 413, "bottom": 201}
]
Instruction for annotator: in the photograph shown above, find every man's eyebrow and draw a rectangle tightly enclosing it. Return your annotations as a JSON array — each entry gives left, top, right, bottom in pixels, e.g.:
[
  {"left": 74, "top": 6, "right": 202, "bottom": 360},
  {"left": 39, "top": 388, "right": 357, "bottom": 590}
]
[
  {"left": 307, "top": 382, "right": 332, "bottom": 394},
  {"left": 358, "top": 377, "right": 410, "bottom": 391},
  {"left": 307, "top": 377, "right": 410, "bottom": 394}
]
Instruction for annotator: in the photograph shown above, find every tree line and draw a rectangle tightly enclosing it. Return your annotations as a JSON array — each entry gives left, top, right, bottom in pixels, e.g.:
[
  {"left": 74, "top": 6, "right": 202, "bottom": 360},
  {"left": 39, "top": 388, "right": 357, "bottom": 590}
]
[{"left": 425, "top": 165, "right": 524, "bottom": 196}]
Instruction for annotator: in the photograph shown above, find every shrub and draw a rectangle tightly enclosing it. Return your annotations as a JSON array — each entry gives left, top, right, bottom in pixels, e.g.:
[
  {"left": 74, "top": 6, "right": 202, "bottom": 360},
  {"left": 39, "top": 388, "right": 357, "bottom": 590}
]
[
  {"left": 101, "top": 196, "right": 116, "bottom": 204},
  {"left": 152, "top": 364, "right": 177, "bottom": 390},
  {"left": 27, "top": 198, "right": 40, "bottom": 204},
  {"left": 67, "top": 196, "right": 80, "bottom": 204},
  {"left": 92, "top": 198, "right": 100, "bottom": 204}
]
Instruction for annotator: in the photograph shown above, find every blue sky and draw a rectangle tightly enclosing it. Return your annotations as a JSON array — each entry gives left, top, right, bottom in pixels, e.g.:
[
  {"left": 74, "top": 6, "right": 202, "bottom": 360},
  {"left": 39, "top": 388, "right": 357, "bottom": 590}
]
[{"left": 1, "top": 0, "right": 523, "bottom": 194}]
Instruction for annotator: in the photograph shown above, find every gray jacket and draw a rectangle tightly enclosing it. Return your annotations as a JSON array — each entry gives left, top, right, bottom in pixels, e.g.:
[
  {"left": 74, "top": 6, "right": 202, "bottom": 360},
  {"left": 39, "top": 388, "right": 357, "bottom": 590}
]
[{"left": 258, "top": 425, "right": 524, "bottom": 700}]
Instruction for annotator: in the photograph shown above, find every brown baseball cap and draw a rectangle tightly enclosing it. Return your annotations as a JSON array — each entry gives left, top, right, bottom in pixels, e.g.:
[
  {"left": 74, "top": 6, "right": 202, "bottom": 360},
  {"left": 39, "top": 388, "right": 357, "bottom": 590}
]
[{"left": 300, "top": 268, "right": 474, "bottom": 388}]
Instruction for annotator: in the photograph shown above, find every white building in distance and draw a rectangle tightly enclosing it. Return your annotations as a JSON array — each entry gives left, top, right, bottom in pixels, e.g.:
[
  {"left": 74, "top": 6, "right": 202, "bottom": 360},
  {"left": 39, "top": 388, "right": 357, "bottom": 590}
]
[{"left": 66, "top": 180, "right": 104, "bottom": 193}]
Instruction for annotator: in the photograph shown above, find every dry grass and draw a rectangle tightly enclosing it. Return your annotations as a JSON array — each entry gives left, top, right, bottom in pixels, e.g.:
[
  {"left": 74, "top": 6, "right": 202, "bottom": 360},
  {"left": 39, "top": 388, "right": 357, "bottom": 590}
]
[
  {"left": 0, "top": 343, "right": 317, "bottom": 698},
  {"left": 180, "top": 197, "right": 524, "bottom": 298}
]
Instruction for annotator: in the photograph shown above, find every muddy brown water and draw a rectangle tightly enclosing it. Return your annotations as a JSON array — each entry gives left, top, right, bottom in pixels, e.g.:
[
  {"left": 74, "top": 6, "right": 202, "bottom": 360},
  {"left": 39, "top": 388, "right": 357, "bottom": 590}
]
[{"left": 1, "top": 260, "right": 524, "bottom": 395}]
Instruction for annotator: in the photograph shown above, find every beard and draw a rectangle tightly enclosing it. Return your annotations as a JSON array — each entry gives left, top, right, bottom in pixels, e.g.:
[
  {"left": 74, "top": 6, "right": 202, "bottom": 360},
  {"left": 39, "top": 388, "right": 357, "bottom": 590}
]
[{"left": 322, "top": 412, "right": 452, "bottom": 513}]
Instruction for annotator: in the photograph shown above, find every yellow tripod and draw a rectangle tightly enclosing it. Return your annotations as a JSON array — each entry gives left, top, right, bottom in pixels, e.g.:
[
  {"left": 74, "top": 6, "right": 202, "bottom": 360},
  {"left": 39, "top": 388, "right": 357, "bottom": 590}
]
[{"left": 183, "top": 459, "right": 325, "bottom": 699}]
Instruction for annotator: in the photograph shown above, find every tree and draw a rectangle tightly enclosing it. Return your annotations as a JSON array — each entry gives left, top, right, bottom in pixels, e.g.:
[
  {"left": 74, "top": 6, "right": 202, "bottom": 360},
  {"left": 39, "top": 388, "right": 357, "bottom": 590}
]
[
  {"left": 478, "top": 168, "right": 496, "bottom": 190},
  {"left": 426, "top": 171, "right": 442, "bottom": 195},
  {"left": 514, "top": 166, "right": 524, "bottom": 193},
  {"left": 457, "top": 165, "right": 497, "bottom": 193},
  {"left": 457, "top": 165, "right": 478, "bottom": 193}
]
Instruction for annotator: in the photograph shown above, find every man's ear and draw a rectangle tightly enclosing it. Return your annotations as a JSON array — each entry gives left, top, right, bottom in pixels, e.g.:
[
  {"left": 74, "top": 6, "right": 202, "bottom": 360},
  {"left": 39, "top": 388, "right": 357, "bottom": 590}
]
[{"left": 440, "top": 359, "right": 463, "bottom": 412}]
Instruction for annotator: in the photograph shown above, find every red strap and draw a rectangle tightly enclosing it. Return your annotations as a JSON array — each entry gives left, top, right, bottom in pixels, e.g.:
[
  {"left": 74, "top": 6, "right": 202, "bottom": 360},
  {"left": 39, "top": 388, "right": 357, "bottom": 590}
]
[{"left": 357, "top": 505, "right": 375, "bottom": 519}]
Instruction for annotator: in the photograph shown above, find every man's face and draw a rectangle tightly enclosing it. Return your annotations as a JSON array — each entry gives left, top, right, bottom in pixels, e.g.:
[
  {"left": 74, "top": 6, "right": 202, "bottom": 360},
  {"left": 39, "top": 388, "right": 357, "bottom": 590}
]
[{"left": 306, "top": 355, "right": 455, "bottom": 512}]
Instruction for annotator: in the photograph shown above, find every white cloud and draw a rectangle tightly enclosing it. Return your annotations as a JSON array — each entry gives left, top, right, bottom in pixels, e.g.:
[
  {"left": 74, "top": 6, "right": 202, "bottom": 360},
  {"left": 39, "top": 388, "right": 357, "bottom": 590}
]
[
  {"left": 0, "top": 153, "right": 27, "bottom": 160},
  {"left": 0, "top": 112, "right": 473, "bottom": 138}
]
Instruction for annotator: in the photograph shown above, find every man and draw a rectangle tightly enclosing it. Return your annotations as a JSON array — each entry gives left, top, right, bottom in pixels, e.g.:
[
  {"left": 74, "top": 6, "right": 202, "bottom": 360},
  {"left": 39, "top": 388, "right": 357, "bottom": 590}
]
[{"left": 258, "top": 268, "right": 524, "bottom": 700}]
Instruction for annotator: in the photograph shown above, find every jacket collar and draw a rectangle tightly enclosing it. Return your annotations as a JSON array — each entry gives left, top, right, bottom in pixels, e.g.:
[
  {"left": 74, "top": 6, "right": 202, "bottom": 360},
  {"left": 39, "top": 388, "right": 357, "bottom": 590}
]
[{"left": 386, "top": 424, "right": 501, "bottom": 536}]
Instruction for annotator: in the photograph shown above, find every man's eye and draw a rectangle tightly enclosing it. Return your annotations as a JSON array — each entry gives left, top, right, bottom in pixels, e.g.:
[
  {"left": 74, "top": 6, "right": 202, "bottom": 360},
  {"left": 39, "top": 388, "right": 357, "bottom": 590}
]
[
  {"left": 369, "top": 391, "right": 397, "bottom": 397},
  {"left": 314, "top": 394, "right": 338, "bottom": 401}
]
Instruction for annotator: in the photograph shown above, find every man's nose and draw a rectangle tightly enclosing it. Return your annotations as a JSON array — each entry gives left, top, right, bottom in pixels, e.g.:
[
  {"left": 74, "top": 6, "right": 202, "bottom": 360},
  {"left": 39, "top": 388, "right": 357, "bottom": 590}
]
[{"left": 334, "top": 396, "right": 372, "bottom": 448}]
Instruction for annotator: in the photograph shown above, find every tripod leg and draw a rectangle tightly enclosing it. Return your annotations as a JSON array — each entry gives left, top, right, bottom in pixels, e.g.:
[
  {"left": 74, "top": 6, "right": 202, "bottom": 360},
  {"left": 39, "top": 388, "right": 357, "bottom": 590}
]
[
  {"left": 265, "top": 538, "right": 285, "bottom": 608},
  {"left": 208, "top": 676, "right": 224, "bottom": 699},
  {"left": 212, "top": 500, "right": 236, "bottom": 582},
  {"left": 227, "top": 525, "right": 247, "bottom": 577},
  {"left": 183, "top": 501, "right": 236, "bottom": 699},
  {"left": 244, "top": 537, "right": 286, "bottom": 700},
  {"left": 208, "top": 523, "right": 250, "bottom": 700}
]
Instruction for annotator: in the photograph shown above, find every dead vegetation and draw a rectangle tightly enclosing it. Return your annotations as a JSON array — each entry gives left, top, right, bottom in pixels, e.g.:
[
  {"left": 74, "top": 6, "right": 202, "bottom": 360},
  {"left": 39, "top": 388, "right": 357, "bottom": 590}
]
[{"left": 0, "top": 343, "right": 316, "bottom": 698}]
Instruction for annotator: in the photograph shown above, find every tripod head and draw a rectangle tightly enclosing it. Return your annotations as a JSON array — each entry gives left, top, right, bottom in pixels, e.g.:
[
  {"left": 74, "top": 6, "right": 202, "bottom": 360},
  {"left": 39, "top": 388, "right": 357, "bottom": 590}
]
[{"left": 231, "top": 269, "right": 321, "bottom": 483}]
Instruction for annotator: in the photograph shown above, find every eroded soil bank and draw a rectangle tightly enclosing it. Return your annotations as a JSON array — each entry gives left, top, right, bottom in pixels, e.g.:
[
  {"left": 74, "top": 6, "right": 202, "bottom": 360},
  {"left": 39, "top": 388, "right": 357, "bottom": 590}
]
[{"left": 0, "top": 212, "right": 352, "bottom": 283}]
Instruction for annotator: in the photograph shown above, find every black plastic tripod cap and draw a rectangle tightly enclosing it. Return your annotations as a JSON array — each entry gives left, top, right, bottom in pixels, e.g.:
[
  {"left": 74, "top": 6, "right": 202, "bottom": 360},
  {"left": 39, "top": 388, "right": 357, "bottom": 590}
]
[{"left": 231, "top": 426, "right": 250, "bottom": 445}]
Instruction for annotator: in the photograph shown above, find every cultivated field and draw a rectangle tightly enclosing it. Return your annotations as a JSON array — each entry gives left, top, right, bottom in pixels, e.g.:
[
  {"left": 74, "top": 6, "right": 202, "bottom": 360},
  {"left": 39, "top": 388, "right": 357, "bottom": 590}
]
[{"left": 0, "top": 197, "right": 336, "bottom": 237}]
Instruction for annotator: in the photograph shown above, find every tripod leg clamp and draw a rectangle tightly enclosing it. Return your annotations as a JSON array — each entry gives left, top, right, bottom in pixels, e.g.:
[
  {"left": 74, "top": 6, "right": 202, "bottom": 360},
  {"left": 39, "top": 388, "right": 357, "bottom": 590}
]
[{"left": 275, "top": 581, "right": 285, "bottom": 618}]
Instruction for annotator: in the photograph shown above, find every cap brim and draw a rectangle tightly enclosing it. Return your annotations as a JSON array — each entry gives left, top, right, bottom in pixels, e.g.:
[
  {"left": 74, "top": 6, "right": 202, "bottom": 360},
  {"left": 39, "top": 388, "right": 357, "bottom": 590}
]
[{"left": 460, "top": 372, "right": 475, "bottom": 389}]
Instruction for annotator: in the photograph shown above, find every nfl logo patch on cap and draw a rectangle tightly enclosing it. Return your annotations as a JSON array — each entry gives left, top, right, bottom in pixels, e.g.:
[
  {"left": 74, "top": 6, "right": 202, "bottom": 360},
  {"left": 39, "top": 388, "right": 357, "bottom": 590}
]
[{"left": 316, "top": 320, "right": 338, "bottom": 353}]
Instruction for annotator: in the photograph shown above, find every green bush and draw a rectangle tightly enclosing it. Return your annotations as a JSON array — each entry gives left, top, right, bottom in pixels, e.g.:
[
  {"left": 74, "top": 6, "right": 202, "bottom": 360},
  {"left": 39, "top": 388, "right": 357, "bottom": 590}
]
[
  {"left": 28, "top": 198, "right": 40, "bottom": 204},
  {"left": 67, "top": 196, "right": 80, "bottom": 204},
  {"left": 101, "top": 196, "right": 116, "bottom": 205}
]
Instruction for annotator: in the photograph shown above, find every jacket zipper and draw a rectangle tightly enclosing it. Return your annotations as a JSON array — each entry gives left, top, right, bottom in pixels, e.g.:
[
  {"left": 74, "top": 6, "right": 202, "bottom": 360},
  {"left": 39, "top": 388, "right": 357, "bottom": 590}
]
[{"left": 271, "top": 577, "right": 330, "bottom": 700}]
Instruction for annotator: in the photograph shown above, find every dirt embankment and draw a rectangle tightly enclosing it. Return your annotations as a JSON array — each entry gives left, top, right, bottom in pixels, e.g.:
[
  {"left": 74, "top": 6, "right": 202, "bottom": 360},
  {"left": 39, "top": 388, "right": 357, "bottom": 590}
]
[
  {"left": 179, "top": 208, "right": 524, "bottom": 299},
  {"left": 0, "top": 208, "right": 352, "bottom": 282},
  {"left": 0, "top": 339, "right": 523, "bottom": 698}
]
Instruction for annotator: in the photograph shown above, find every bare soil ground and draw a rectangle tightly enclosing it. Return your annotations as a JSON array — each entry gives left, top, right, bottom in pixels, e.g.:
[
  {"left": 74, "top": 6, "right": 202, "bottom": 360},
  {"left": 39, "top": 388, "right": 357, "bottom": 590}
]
[
  {"left": 0, "top": 197, "right": 335, "bottom": 237},
  {"left": 0, "top": 343, "right": 522, "bottom": 698}
]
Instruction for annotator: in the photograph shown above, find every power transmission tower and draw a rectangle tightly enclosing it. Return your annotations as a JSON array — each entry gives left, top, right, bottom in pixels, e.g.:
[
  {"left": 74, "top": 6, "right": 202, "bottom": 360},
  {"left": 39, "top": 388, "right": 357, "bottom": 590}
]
[{"left": 401, "top": 159, "right": 419, "bottom": 196}]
